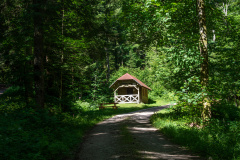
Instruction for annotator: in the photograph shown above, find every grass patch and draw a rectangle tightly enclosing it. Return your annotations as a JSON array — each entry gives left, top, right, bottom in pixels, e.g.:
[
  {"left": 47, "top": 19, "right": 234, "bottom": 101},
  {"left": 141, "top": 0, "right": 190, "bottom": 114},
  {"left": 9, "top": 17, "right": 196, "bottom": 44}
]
[
  {"left": 151, "top": 107, "right": 240, "bottom": 160},
  {"left": 118, "top": 120, "right": 140, "bottom": 160}
]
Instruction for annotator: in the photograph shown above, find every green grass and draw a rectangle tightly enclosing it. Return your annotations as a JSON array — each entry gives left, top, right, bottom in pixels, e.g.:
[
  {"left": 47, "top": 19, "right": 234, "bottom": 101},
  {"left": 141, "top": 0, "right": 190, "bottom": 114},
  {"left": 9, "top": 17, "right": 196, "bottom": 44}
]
[
  {"left": 151, "top": 108, "right": 240, "bottom": 160},
  {"left": 118, "top": 120, "right": 140, "bottom": 160},
  {"left": 0, "top": 95, "right": 169, "bottom": 160}
]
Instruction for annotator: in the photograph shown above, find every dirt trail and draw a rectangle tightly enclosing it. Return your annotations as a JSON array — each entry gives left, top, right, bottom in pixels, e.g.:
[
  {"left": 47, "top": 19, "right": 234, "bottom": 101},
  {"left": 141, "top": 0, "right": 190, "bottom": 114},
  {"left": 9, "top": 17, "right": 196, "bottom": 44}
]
[{"left": 75, "top": 105, "right": 205, "bottom": 160}]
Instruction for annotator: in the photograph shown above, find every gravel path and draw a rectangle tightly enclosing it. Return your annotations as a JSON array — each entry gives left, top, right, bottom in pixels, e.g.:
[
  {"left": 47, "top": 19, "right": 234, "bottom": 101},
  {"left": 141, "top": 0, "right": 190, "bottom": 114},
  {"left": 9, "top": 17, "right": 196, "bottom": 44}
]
[{"left": 75, "top": 105, "right": 205, "bottom": 160}]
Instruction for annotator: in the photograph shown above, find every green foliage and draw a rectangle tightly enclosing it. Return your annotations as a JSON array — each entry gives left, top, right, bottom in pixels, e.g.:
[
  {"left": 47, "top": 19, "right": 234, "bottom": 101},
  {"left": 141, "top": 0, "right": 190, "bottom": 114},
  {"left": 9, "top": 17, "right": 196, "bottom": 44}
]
[
  {"left": 0, "top": 108, "right": 78, "bottom": 160},
  {"left": 151, "top": 107, "right": 240, "bottom": 160},
  {"left": 0, "top": 95, "right": 168, "bottom": 160},
  {"left": 0, "top": 0, "right": 240, "bottom": 159},
  {"left": 211, "top": 102, "right": 240, "bottom": 121},
  {"left": 172, "top": 76, "right": 208, "bottom": 123},
  {"left": 72, "top": 100, "right": 97, "bottom": 113},
  {"left": 0, "top": 86, "right": 27, "bottom": 112}
]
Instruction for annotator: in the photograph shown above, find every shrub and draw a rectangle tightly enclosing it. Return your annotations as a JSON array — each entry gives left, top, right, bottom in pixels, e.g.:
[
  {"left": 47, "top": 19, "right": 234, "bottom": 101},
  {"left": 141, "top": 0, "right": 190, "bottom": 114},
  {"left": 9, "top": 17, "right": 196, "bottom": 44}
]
[
  {"left": 72, "top": 100, "right": 97, "bottom": 113},
  {"left": 211, "top": 102, "right": 240, "bottom": 121},
  {"left": 151, "top": 108, "right": 240, "bottom": 160}
]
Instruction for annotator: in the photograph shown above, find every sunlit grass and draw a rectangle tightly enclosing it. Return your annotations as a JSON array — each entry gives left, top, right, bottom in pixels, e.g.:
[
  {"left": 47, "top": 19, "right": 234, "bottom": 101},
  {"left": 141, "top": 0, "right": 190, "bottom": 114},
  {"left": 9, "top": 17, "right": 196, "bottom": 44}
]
[
  {"left": 118, "top": 122, "right": 140, "bottom": 159},
  {"left": 151, "top": 108, "right": 240, "bottom": 160}
]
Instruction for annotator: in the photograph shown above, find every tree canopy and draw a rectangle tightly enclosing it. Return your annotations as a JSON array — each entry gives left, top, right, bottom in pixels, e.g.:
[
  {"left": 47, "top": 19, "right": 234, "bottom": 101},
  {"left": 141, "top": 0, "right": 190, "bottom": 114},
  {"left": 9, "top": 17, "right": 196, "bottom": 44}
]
[{"left": 0, "top": 0, "right": 240, "bottom": 159}]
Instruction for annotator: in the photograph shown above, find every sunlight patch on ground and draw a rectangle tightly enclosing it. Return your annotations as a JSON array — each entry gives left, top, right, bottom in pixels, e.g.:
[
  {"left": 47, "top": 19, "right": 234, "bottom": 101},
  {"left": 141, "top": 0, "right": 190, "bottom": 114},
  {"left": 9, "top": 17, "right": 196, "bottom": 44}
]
[
  {"left": 136, "top": 112, "right": 153, "bottom": 116},
  {"left": 138, "top": 151, "right": 199, "bottom": 160},
  {"left": 91, "top": 132, "right": 107, "bottom": 136},
  {"left": 130, "top": 127, "right": 157, "bottom": 132}
]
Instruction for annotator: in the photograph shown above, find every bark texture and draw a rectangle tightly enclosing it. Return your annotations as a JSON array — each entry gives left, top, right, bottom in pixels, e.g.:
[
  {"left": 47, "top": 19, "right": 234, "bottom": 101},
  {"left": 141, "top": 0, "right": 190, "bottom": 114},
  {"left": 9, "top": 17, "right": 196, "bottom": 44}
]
[
  {"left": 197, "top": 0, "right": 211, "bottom": 120},
  {"left": 197, "top": 0, "right": 208, "bottom": 86},
  {"left": 33, "top": 0, "right": 45, "bottom": 108}
]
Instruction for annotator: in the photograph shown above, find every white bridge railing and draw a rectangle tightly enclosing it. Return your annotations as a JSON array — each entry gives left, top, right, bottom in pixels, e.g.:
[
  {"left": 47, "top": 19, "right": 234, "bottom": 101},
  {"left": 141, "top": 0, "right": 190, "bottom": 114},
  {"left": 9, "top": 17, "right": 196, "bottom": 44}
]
[{"left": 115, "top": 94, "right": 139, "bottom": 103}]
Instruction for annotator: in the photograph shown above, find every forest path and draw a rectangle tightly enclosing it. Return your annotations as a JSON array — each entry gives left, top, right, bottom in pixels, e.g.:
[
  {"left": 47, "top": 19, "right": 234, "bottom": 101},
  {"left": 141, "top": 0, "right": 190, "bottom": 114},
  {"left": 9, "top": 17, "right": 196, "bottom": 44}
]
[{"left": 75, "top": 105, "right": 205, "bottom": 160}]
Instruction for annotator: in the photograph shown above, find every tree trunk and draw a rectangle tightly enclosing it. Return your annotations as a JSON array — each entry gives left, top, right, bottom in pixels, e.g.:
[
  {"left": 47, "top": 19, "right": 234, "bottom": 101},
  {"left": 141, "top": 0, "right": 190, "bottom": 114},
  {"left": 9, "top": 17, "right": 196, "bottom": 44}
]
[
  {"left": 104, "top": 0, "right": 110, "bottom": 83},
  {"left": 106, "top": 48, "right": 110, "bottom": 82},
  {"left": 197, "top": 0, "right": 208, "bottom": 86},
  {"left": 24, "top": 47, "right": 32, "bottom": 107},
  {"left": 33, "top": 0, "right": 45, "bottom": 108},
  {"left": 212, "top": 30, "right": 215, "bottom": 42},
  {"left": 223, "top": 2, "right": 229, "bottom": 16},
  {"left": 60, "top": 1, "right": 64, "bottom": 107},
  {"left": 197, "top": 0, "right": 210, "bottom": 120}
]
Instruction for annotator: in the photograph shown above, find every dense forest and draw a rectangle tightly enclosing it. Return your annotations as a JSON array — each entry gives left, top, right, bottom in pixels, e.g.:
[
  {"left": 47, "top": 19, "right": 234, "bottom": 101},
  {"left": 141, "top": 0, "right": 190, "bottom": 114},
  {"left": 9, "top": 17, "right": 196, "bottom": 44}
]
[{"left": 0, "top": 0, "right": 239, "bottom": 159}]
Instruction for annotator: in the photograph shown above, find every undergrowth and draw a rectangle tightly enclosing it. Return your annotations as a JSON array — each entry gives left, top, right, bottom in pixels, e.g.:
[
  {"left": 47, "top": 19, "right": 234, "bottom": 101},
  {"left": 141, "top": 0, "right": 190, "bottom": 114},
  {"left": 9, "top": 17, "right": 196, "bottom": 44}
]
[
  {"left": 151, "top": 104, "right": 240, "bottom": 160},
  {"left": 0, "top": 88, "right": 169, "bottom": 160}
]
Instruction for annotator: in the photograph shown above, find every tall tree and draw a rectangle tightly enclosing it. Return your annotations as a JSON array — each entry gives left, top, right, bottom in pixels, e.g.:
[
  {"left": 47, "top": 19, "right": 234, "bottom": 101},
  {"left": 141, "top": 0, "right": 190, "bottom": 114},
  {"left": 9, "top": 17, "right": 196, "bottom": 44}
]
[
  {"left": 197, "top": 0, "right": 208, "bottom": 87},
  {"left": 197, "top": 0, "right": 211, "bottom": 120},
  {"left": 33, "top": 0, "right": 45, "bottom": 108}
]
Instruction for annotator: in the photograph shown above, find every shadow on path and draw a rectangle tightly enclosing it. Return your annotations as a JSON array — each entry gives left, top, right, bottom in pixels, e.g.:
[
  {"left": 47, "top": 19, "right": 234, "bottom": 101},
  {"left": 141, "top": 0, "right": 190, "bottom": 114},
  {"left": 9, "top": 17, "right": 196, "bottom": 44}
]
[{"left": 75, "top": 105, "right": 205, "bottom": 160}]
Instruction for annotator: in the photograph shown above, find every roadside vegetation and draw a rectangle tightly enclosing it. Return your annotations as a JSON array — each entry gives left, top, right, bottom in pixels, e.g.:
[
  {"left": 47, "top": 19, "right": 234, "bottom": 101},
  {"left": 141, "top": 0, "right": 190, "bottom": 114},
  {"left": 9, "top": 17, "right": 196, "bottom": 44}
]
[
  {"left": 0, "top": 86, "right": 170, "bottom": 160},
  {"left": 151, "top": 102, "right": 240, "bottom": 160}
]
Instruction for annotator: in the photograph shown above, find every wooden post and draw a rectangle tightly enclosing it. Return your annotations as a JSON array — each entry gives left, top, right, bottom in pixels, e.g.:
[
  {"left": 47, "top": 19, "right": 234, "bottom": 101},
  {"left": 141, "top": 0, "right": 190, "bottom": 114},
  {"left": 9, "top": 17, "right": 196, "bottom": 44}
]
[
  {"left": 114, "top": 90, "right": 116, "bottom": 103},
  {"left": 114, "top": 103, "right": 117, "bottom": 109},
  {"left": 138, "top": 86, "right": 140, "bottom": 104}
]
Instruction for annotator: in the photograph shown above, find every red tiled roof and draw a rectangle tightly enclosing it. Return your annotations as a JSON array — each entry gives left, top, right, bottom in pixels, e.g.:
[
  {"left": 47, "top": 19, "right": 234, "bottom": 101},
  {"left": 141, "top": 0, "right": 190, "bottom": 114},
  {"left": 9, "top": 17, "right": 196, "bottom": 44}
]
[{"left": 110, "top": 73, "right": 152, "bottom": 90}]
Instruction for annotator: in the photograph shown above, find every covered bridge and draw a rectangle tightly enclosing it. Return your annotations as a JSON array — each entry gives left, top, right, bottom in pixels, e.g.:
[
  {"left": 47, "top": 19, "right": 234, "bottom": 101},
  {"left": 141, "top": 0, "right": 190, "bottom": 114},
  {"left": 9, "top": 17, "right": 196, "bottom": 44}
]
[{"left": 109, "top": 73, "right": 151, "bottom": 104}]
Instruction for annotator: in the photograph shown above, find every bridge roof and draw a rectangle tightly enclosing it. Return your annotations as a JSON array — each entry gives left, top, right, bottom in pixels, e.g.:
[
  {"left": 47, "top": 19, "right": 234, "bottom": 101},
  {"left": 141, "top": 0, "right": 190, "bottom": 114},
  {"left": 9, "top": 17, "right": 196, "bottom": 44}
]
[{"left": 110, "top": 73, "right": 152, "bottom": 90}]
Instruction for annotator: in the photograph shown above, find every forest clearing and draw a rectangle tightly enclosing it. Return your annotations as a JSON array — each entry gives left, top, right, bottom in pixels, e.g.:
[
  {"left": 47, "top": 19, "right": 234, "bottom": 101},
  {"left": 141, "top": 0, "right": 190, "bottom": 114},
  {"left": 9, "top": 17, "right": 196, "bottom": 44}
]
[{"left": 0, "top": 0, "right": 239, "bottom": 160}]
